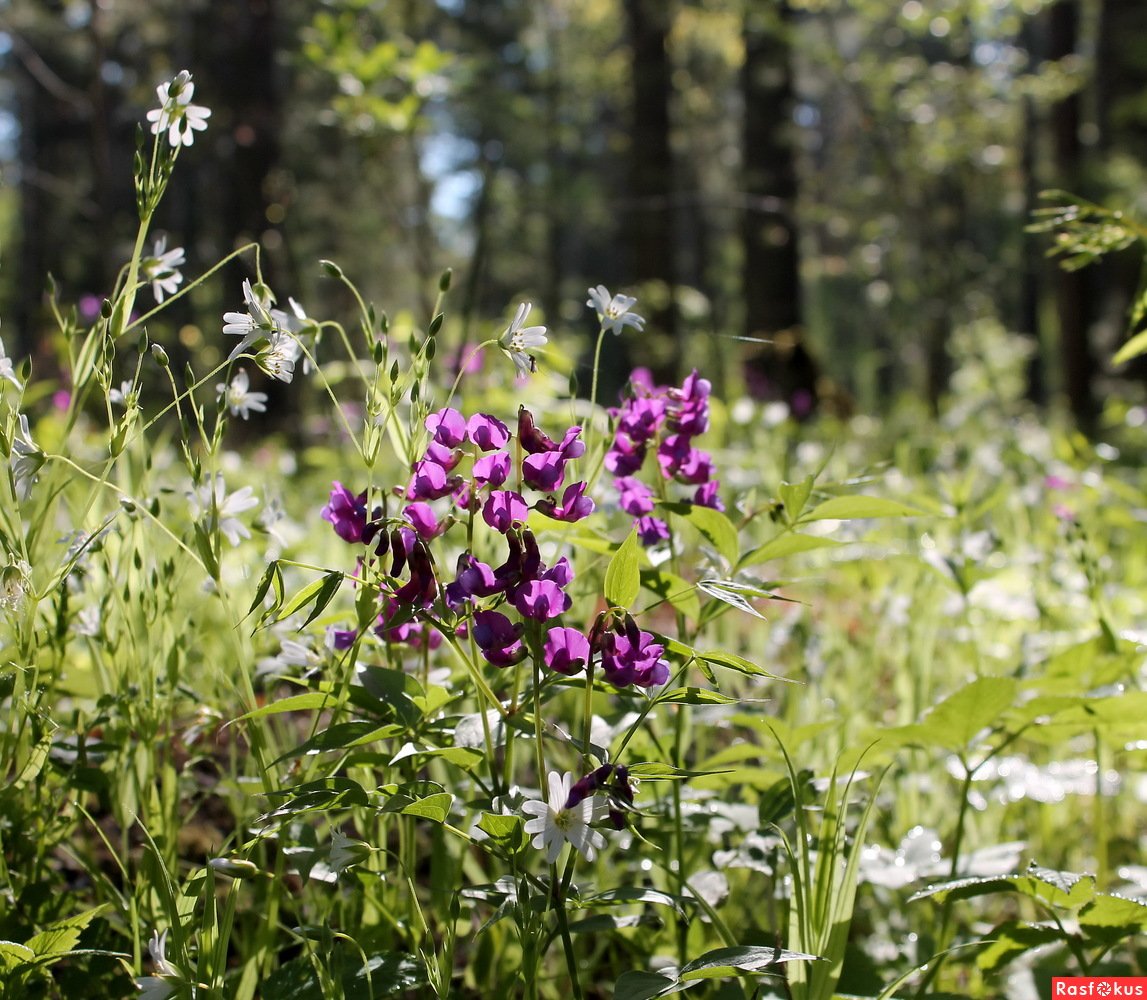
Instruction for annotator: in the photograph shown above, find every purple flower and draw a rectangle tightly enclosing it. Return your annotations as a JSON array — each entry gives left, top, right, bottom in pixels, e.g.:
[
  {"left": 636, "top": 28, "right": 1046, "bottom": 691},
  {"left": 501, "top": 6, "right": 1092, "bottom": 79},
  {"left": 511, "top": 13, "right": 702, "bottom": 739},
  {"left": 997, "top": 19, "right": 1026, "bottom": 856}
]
[
  {"left": 407, "top": 459, "right": 459, "bottom": 501},
  {"left": 377, "top": 598, "right": 442, "bottom": 649},
  {"left": 615, "top": 476, "right": 655, "bottom": 516},
  {"left": 535, "top": 481, "right": 595, "bottom": 523},
  {"left": 426, "top": 406, "right": 467, "bottom": 448},
  {"left": 668, "top": 370, "right": 711, "bottom": 437},
  {"left": 322, "top": 482, "right": 371, "bottom": 543},
  {"left": 445, "top": 554, "right": 501, "bottom": 608},
  {"left": 543, "top": 626, "right": 591, "bottom": 676},
  {"left": 542, "top": 556, "right": 574, "bottom": 589},
  {"left": 390, "top": 537, "right": 438, "bottom": 608},
  {"left": 469, "top": 610, "right": 525, "bottom": 667},
  {"left": 513, "top": 579, "right": 572, "bottom": 621},
  {"left": 604, "top": 435, "right": 645, "bottom": 477},
  {"left": 600, "top": 629, "right": 669, "bottom": 688},
  {"left": 327, "top": 627, "right": 358, "bottom": 650},
  {"left": 636, "top": 516, "right": 670, "bottom": 547},
  {"left": 483, "top": 490, "right": 529, "bottom": 533},
  {"left": 522, "top": 450, "right": 567, "bottom": 492},
  {"left": 657, "top": 435, "right": 714, "bottom": 485},
  {"left": 424, "top": 440, "right": 463, "bottom": 471},
  {"left": 555, "top": 426, "right": 586, "bottom": 461},
  {"left": 466, "top": 413, "right": 510, "bottom": 452},
  {"left": 518, "top": 407, "right": 556, "bottom": 454},
  {"left": 617, "top": 395, "right": 667, "bottom": 444},
  {"left": 692, "top": 480, "right": 724, "bottom": 512},
  {"left": 404, "top": 502, "right": 448, "bottom": 540},
  {"left": 473, "top": 451, "right": 511, "bottom": 488}
]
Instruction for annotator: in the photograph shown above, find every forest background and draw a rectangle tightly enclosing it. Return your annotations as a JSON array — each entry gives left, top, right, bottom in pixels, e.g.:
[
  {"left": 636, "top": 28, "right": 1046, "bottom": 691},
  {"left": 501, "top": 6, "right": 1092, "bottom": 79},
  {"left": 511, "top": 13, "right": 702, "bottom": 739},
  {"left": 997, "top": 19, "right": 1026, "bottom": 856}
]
[{"left": 4, "top": 0, "right": 1147, "bottom": 426}]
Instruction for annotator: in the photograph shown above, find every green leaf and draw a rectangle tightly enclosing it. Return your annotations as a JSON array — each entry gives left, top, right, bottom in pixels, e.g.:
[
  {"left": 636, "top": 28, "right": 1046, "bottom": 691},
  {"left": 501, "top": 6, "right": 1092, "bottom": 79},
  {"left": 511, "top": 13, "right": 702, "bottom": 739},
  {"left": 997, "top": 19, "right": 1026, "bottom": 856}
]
[
  {"left": 1079, "top": 893, "right": 1147, "bottom": 944},
  {"left": 662, "top": 502, "right": 739, "bottom": 565},
  {"left": 975, "top": 921, "right": 1065, "bottom": 974},
  {"left": 584, "top": 887, "right": 686, "bottom": 914},
  {"left": 1113, "top": 328, "right": 1147, "bottom": 366},
  {"left": 235, "top": 692, "right": 337, "bottom": 722},
  {"left": 247, "top": 560, "right": 284, "bottom": 621},
  {"left": 678, "top": 944, "right": 821, "bottom": 981},
  {"left": 25, "top": 905, "right": 107, "bottom": 959},
  {"left": 802, "top": 496, "right": 927, "bottom": 521},
  {"left": 696, "top": 579, "right": 768, "bottom": 620},
  {"left": 0, "top": 940, "right": 35, "bottom": 971},
  {"left": 778, "top": 476, "right": 814, "bottom": 522},
  {"left": 400, "top": 792, "right": 454, "bottom": 823},
  {"left": 656, "top": 686, "right": 740, "bottom": 706},
  {"left": 605, "top": 529, "right": 641, "bottom": 608},
  {"left": 886, "top": 676, "right": 1017, "bottom": 752},
  {"left": 739, "top": 533, "right": 842, "bottom": 568},
  {"left": 613, "top": 971, "right": 676, "bottom": 1000},
  {"left": 270, "top": 571, "right": 345, "bottom": 629},
  {"left": 477, "top": 813, "right": 528, "bottom": 854},
  {"left": 697, "top": 649, "right": 786, "bottom": 681},
  {"left": 910, "top": 866, "right": 1096, "bottom": 910},
  {"left": 626, "top": 762, "right": 727, "bottom": 781}
]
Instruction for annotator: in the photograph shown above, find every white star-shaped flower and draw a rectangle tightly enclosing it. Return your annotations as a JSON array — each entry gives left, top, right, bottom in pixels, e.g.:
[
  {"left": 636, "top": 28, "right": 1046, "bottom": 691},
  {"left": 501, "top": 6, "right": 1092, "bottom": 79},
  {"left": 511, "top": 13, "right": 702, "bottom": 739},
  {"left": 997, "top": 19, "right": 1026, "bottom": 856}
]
[
  {"left": 0, "top": 336, "right": 23, "bottom": 391},
  {"left": 499, "top": 301, "right": 547, "bottom": 376},
  {"left": 141, "top": 237, "right": 186, "bottom": 303},
  {"left": 189, "top": 473, "right": 259, "bottom": 547},
  {"left": 522, "top": 770, "right": 604, "bottom": 864},
  {"left": 146, "top": 71, "right": 211, "bottom": 148},
  {"left": 216, "top": 368, "right": 268, "bottom": 419},
  {"left": 587, "top": 284, "right": 646, "bottom": 335}
]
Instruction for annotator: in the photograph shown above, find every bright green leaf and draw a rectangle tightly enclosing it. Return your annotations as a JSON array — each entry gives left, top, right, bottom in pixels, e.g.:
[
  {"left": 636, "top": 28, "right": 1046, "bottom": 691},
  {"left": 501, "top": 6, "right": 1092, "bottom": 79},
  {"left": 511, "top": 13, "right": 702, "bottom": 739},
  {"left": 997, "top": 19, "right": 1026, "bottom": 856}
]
[{"left": 605, "top": 529, "right": 641, "bottom": 608}]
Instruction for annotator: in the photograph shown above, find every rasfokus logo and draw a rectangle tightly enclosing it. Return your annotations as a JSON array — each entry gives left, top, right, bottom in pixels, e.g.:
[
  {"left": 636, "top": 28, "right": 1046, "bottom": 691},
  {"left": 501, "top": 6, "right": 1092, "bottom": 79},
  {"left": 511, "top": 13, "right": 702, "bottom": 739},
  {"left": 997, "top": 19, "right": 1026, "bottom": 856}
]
[{"left": 1053, "top": 978, "right": 1147, "bottom": 997}]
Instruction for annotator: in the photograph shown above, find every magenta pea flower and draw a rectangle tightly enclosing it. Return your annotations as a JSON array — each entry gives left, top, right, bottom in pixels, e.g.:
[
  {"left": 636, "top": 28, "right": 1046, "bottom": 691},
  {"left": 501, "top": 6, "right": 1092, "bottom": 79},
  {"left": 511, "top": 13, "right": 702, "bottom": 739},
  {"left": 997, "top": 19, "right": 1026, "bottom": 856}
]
[
  {"left": 445, "top": 554, "right": 501, "bottom": 608},
  {"left": 469, "top": 610, "right": 526, "bottom": 667},
  {"left": 473, "top": 451, "right": 511, "bottom": 488},
  {"left": 466, "top": 413, "right": 510, "bottom": 452},
  {"left": 426, "top": 406, "right": 467, "bottom": 448},
  {"left": 407, "top": 459, "right": 459, "bottom": 501},
  {"left": 404, "top": 502, "right": 449, "bottom": 540},
  {"left": 543, "top": 627, "right": 591, "bottom": 676},
  {"left": 600, "top": 629, "right": 669, "bottom": 688},
  {"left": 522, "top": 450, "right": 568, "bottom": 492},
  {"left": 604, "top": 435, "right": 645, "bottom": 477},
  {"left": 636, "top": 516, "right": 670, "bottom": 547},
  {"left": 615, "top": 476, "right": 654, "bottom": 517},
  {"left": 513, "top": 578, "right": 572, "bottom": 621},
  {"left": 693, "top": 480, "right": 724, "bottom": 512},
  {"left": 535, "top": 481, "right": 595, "bottom": 523},
  {"left": 424, "top": 440, "right": 464, "bottom": 471},
  {"left": 322, "top": 482, "right": 371, "bottom": 543},
  {"left": 483, "top": 490, "right": 529, "bottom": 533}
]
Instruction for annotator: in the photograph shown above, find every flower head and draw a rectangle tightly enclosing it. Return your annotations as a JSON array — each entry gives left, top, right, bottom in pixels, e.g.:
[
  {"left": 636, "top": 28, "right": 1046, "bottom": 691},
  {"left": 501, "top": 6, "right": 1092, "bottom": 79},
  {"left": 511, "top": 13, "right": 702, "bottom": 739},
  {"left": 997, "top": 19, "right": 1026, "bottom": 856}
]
[
  {"left": 141, "top": 237, "right": 185, "bottom": 303},
  {"left": 0, "top": 336, "right": 24, "bottom": 391},
  {"left": 146, "top": 70, "right": 211, "bottom": 147},
  {"left": 500, "top": 302, "right": 547, "bottom": 376},
  {"left": 469, "top": 610, "right": 526, "bottom": 667},
  {"left": 543, "top": 627, "right": 591, "bottom": 676},
  {"left": 190, "top": 473, "right": 259, "bottom": 547},
  {"left": 587, "top": 284, "right": 645, "bottom": 335},
  {"left": 216, "top": 368, "right": 268, "bottom": 419},
  {"left": 321, "top": 482, "right": 372, "bottom": 543},
  {"left": 522, "top": 770, "right": 605, "bottom": 864}
]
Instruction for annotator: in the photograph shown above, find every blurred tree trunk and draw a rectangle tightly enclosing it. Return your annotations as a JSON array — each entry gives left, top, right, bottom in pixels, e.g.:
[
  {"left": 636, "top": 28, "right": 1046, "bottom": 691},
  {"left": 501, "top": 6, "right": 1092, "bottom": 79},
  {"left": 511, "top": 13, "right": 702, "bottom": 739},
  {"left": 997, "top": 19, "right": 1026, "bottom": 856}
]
[
  {"left": 1049, "top": 0, "right": 1095, "bottom": 427},
  {"left": 623, "top": 0, "right": 678, "bottom": 379},
  {"left": 1021, "top": 95, "right": 1046, "bottom": 405},
  {"left": 741, "top": 3, "right": 812, "bottom": 413}
]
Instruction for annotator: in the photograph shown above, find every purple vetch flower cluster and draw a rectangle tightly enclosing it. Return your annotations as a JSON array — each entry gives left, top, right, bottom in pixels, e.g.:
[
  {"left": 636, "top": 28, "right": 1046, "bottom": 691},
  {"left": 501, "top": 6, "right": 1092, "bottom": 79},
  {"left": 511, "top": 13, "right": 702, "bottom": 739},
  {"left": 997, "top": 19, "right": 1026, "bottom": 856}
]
[
  {"left": 605, "top": 368, "right": 723, "bottom": 545},
  {"left": 319, "top": 404, "right": 597, "bottom": 664}
]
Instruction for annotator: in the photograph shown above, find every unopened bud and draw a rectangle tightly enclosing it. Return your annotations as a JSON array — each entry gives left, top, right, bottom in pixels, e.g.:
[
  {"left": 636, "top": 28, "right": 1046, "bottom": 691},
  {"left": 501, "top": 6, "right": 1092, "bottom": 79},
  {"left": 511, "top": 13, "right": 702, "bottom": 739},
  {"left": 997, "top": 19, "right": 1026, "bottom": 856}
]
[{"left": 151, "top": 344, "right": 170, "bottom": 367}]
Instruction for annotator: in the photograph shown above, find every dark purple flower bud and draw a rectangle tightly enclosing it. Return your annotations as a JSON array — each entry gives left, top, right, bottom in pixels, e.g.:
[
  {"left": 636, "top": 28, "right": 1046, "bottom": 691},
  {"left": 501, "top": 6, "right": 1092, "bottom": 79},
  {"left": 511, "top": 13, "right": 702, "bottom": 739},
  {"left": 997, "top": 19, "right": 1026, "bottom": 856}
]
[
  {"left": 542, "top": 555, "right": 574, "bottom": 589},
  {"left": 473, "top": 451, "right": 511, "bottom": 488},
  {"left": 693, "top": 480, "right": 724, "bottom": 512},
  {"left": 535, "top": 481, "right": 595, "bottom": 523},
  {"left": 517, "top": 406, "right": 557, "bottom": 454},
  {"left": 522, "top": 450, "right": 567, "bottom": 492},
  {"left": 321, "top": 482, "right": 370, "bottom": 543},
  {"left": 404, "top": 502, "right": 449, "bottom": 540},
  {"left": 470, "top": 610, "right": 526, "bottom": 667},
  {"left": 466, "top": 413, "right": 511, "bottom": 451},
  {"left": 483, "top": 490, "right": 529, "bottom": 533},
  {"left": 513, "top": 578, "right": 572, "bottom": 621},
  {"left": 392, "top": 541, "right": 438, "bottom": 608},
  {"left": 614, "top": 476, "right": 654, "bottom": 517},
  {"left": 407, "top": 460, "right": 460, "bottom": 501},
  {"left": 425, "top": 407, "right": 467, "bottom": 447},
  {"left": 635, "top": 516, "right": 670, "bottom": 546},
  {"left": 544, "top": 626, "right": 591, "bottom": 676}
]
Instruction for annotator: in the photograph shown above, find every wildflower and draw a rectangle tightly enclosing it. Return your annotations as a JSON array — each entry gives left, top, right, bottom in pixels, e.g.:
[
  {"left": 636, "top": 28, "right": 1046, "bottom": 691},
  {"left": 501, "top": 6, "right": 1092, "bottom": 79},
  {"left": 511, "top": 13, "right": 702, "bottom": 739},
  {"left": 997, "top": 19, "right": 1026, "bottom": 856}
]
[
  {"left": 543, "top": 626, "right": 591, "bottom": 676},
  {"left": 635, "top": 516, "right": 670, "bottom": 547},
  {"left": 426, "top": 407, "right": 467, "bottom": 448},
  {"left": 587, "top": 284, "right": 645, "bottom": 335},
  {"left": 473, "top": 451, "right": 511, "bottom": 488},
  {"left": 216, "top": 368, "right": 268, "bottom": 419},
  {"left": 614, "top": 476, "right": 655, "bottom": 517},
  {"left": 257, "top": 331, "right": 301, "bottom": 384},
  {"left": 146, "top": 70, "right": 211, "bottom": 147},
  {"left": 444, "top": 554, "right": 501, "bottom": 608},
  {"left": 109, "top": 380, "right": 137, "bottom": 407},
  {"left": 321, "top": 482, "right": 372, "bottom": 543},
  {"left": 223, "top": 279, "right": 278, "bottom": 359},
  {"left": 513, "top": 578, "right": 572, "bottom": 621},
  {"left": 404, "top": 501, "right": 450, "bottom": 540},
  {"left": 10, "top": 414, "right": 44, "bottom": 500},
  {"left": 535, "top": 481, "right": 595, "bottom": 523},
  {"left": 469, "top": 610, "right": 526, "bottom": 667},
  {"left": 190, "top": 473, "right": 259, "bottom": 547},
  {"left": 499, "top": 302, "right": 547, "bottom": 376},
  {"left": 140, "top": 236, "right": 185, "bottom": 303},
  {"left": 599, "top": 628, "right": 669, "bottom": 688},
  {"left": 482, "top": 490, "right": 529, "bottom": 533},
  {"left": 389, "top": 539, "right": 439, "bottom": 608},
  {"left": 0, "top": 337, "right": 23, "bottom": 390},
  {"left": 566, "top": 763, "right": 636, "bottom": 829},
  {"left": 522, "top": 450, "right": 568, "bottom": 492},
  {"left": 693, "top": 480, "right": 724, "bottom": 512},
  {"left": 135, "top": 929, "right": 180, "bottom": 999},
  {"left": 466, "top": 412, "right": 510, "bottom": 451},
  {"left": 407, "top": 459, "right": 460, "bottom": 501},
  {"left": 522, "top": 770, "right": 605, "bottom": 864}
]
